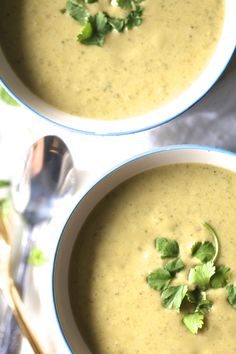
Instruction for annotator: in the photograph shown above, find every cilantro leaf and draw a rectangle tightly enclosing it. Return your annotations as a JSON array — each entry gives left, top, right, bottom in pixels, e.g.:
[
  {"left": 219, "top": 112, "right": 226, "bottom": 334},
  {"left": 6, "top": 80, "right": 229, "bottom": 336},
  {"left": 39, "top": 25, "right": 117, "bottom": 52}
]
[
  {"left": 156, "top": 238, "right": 179, "bottom": 259},
  {"left": 191, "top": 242, "right": 201, "bottom": 255},
  {"left": 161, "top": 285, "right": 188, "bottom": 311},
  {"left": 66, "top": 0, "right": 90, "bottom": 25},
  {"left": 28, "top": 248, "right": 48, "bottom": 267},
  {"left": 196, "top": 298, "right": 213, "bottom": 314},
  {"left": 164, "top": 257, "right": 185, "bottom": 275},
  {"left": 125, "top": 6, "right": 143, "bottom": 29},
  {"left": 108, "top": 17, "right": 125, "bottom": 32},
  {"left": 210, "top": 265, "right": 231, "bottom": 289},
  {"left": 192, "top": 291, "right": 213, "bottom": 314},
  {"left": 117, "top": 0, "right": 132, "bottom": 9},
  {"left": 186, "top": 289, "right": 212, "bottom": 315},
  {"left": 183, "top": 312, "right": 204, "bottom": 334},
  {"left": 0, "top": 86, "right": 19, "bottom": 106},
  {"left": 78, "top": 12, "right": 114, "bottom": 46},
  {"left": 186, "top": 287, "right": 202, "bottom": 304},
  {"left": 117, "top": 0, "right": 143, "bottom": 9},
  {"left": 226, "top": 284, "right": 236, "bottom": 310},
  {"left": 78, "top": 21, "right": 93, "bottom": 42},
  {"left": 147, "top": 268, "right": 172, "bottom": 291},
  {"left": 95, "top": 12, "right": 110, "bottom": 34},
  {"left": 79, "top": 32, "right": 105, "bottom": 46},
  {"left": 188, "top": 262, "right": 215, "bottom": 290},
  {"left": 191, "top": 241, "right": 215, "bottom": 263}
]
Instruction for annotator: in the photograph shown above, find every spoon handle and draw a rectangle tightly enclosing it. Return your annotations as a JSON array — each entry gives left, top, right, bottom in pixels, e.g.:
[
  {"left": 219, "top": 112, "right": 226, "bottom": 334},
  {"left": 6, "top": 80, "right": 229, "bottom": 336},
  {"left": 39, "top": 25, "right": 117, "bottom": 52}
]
[
  {"left": 0, "top": 225, "right": 39, "bottom": 354},
  {"left": 8, "top": 281, "right": 47, "bottom": 354}
]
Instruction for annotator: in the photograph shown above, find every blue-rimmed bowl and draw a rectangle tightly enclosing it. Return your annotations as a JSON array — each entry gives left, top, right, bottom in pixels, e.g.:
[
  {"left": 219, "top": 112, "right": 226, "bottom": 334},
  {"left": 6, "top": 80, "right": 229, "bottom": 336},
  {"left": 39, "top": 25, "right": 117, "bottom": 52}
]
[
  {"left": 0, "top": 1, "right": 236, "bottom": 136},
  {"left": 51, "top": 144, "right": 236, "bottom": 353}
]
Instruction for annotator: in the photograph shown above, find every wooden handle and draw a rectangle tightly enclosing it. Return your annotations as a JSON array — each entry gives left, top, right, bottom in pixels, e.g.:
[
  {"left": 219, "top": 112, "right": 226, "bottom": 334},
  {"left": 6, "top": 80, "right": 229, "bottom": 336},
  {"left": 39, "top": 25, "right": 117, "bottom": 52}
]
[
  {"left": 8, "top": 281, "right": 48, "bottom": 354},
  {"left": 0, "top": 216, "right": 48, "bottom": 354}
]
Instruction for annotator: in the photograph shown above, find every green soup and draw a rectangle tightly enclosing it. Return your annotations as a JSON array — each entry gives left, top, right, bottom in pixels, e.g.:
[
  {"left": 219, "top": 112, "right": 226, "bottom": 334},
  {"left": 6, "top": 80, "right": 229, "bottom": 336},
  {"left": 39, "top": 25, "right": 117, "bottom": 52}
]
[
  {"left": 0, "top": 0, "right": 224, "bottom": 120},
  {"left": 69, "top": 163, "right": 236, "bottom": 353}
]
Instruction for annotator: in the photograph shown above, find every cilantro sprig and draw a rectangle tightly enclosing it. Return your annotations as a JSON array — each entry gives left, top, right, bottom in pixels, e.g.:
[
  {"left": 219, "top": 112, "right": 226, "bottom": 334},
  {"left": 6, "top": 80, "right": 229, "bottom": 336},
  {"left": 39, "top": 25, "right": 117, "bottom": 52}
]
[
  {"left": 147, "top": 223, "right": 235, "bottom": 335},
  {"left": 63, "top": 0, "right": 144, "bottom": 46}
]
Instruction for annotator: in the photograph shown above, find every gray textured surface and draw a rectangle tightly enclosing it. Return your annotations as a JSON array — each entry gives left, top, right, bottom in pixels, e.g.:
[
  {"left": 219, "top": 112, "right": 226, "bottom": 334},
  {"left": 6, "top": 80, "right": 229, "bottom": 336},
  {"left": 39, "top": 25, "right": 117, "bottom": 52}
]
[{"left": 148, "top": 52, "right": 236, "bottom": 150}]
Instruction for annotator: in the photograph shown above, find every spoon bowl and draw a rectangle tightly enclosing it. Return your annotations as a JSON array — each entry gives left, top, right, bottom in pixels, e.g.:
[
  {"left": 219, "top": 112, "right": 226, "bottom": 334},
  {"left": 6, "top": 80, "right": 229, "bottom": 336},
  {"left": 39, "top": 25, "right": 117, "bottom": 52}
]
[{"left": 12, "top": 135, "right": 77, "bottom": 225}]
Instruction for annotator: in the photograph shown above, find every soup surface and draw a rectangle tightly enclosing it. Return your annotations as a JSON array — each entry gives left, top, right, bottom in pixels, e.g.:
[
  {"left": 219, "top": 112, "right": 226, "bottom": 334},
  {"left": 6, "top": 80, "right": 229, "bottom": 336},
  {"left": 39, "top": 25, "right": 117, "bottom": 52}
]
[
  {"left": 0, "top": 0, "right": 224, "bottom": 120},
  {"left": 70, "top": 163, "right": 236, "bottom": 353}
]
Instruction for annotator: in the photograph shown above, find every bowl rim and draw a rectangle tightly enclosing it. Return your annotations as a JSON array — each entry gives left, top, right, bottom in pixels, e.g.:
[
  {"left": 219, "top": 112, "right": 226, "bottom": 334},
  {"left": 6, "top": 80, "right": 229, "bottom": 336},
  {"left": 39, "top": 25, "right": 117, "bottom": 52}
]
[
  {"left": 1, "top": 1, "right": 236, "bottom": 136},
  {"left": 52, "top": 144, "right": 236, "bottom": 353},
  {"left": 0, "top": 53, "right": 233, "bottom": 137}
]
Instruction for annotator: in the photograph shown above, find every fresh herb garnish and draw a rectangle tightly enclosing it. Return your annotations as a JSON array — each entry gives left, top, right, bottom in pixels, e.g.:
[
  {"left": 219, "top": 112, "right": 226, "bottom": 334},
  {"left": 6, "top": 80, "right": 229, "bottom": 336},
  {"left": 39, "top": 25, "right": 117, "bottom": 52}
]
[
  {"left": 186, "top": 287, "right": 202, "bottom": 304},
  {"left": 28, "top": 247, "right": 48, "bottom": 267},
  {"left": 188, "top": 262, "right": 215, "bottom": 290},
  {"left": 195, "top": 296, "right": 213, "bottom": 314},
  {"left": 147, "top": 268, "right": 172, "bottom": 292},
  {"left": 161, "top": 285, "right": 188, "bottom": 311},
  {"left": 164, "top": 257, "right": 185, "bottom": 275},
  {"left": 210, "top": 265, "right": 231, "bottom": 289},
  {"left": 147, "top": 223, "right": 236, "bottom": 335},
  {"left": 182, "top": 312, "right": 204, "bottom": 335},
  {"left": 78, "top": 21, "right": 94, "bottom": 43},
  {"left": 117, "top": 0, "right": 133, "bottom": 9},
  {"left": 63, "top": 0, "right": 144, "bottom": 46},
  {"left": 0, "top": 86, "right": 19, "bottom": 106},
  {"left": 155, "top": 237, "right": 179, "bottom": 259},
  {"left": 66, "top": 0, "right": 90, "bottom": 24},
  {"left": 226, "top": 284, "right": 236, "bottom": 310},
  {"left": 191, "top": 241, "right": 215, "bottom": 263}
]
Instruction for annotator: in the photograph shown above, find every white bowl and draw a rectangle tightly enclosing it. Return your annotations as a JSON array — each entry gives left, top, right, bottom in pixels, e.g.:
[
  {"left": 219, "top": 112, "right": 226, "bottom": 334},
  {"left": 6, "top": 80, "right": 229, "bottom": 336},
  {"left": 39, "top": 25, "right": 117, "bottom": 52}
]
[
  {"left": 0, "top": 1, "right": 236, "bottom": 136},
  {"left": 52, "top": 144, "right": 236, "bottom": 353}
]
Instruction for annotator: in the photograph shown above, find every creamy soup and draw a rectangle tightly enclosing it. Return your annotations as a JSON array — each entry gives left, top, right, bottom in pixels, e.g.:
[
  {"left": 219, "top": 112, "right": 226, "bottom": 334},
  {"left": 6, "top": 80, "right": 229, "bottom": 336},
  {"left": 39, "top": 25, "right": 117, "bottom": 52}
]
[
  {"left": 69, "top": 164, "right": 236, "bottom": 353},
  {"left": 0, "top": 0, "right": 224, "bottom": 120}
]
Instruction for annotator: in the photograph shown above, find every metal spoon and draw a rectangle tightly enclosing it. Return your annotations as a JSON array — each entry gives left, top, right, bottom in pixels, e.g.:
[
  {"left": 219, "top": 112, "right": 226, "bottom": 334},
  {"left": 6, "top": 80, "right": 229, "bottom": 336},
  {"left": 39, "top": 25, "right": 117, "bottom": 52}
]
[{"left": 0, "top": 135, "right": 77, "bottom": 354}]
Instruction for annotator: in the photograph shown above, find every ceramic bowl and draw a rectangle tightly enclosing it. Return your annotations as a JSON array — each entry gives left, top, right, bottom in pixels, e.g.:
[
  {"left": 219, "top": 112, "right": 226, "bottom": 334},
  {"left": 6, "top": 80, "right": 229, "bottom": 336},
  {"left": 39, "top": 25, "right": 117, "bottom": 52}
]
[
  {"left": 0, "top": 1, "right": 236, "bottom": 135},
  {"left": 52, "top": 144, "right": 236, "bottom": 353}
]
